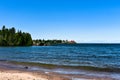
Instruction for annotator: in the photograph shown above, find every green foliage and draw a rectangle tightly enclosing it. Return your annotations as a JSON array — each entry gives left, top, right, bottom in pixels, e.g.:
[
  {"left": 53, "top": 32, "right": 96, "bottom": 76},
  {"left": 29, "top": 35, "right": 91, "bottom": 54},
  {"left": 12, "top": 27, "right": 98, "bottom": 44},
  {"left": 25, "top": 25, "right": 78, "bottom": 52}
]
[
  {"left": 0, "top": 25, "right": 33, "bottom": 46},
  {"left": 33, "top": 39, "right": 76, "bottom": 46}
]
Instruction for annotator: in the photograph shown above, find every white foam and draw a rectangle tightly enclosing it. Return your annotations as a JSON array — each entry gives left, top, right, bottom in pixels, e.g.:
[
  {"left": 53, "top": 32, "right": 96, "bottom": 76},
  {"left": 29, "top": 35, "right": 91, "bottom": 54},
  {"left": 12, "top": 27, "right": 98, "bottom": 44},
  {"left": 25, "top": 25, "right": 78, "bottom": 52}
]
[
  {"left": 45, "top": 72, "right": 49, "bottom": 74},
  {"left": 72, "top": 78, "right": 90, "bottom": 80}
]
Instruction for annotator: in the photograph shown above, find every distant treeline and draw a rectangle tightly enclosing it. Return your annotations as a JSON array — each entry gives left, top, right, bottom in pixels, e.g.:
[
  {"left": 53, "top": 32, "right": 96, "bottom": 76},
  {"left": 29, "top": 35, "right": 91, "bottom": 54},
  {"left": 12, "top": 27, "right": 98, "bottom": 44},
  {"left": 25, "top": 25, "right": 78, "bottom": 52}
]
[
  {"left": 0, "top": 25, "right": 76, "bottom": 46},
  {"left": 33, "top": 39, "right": 76, "bottom": 46},
  {"left": 0, "top": 26, "right": 33, "bottom": 46}
]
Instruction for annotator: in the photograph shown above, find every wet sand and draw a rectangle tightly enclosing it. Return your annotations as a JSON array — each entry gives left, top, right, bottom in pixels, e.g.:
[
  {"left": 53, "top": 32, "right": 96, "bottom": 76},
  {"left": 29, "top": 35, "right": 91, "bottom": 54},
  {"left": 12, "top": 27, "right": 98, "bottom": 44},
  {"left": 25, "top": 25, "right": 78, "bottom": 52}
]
[
  {"left": 0, "top": 67, "right": 116, "bottom": 80},
  {"left": 0, "top": 67, "right": 70, "bottom": 80},
  {"left": 0, "top": 61, "right": 116, "bottom": 80}
]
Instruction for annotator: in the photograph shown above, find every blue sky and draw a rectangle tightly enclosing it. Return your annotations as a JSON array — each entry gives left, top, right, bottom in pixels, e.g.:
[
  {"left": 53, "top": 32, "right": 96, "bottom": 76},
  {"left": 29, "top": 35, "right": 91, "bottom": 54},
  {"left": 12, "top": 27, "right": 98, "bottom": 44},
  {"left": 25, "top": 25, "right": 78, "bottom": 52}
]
[{"left": 0, "top": 0, "right": 120, "bottom": 43}]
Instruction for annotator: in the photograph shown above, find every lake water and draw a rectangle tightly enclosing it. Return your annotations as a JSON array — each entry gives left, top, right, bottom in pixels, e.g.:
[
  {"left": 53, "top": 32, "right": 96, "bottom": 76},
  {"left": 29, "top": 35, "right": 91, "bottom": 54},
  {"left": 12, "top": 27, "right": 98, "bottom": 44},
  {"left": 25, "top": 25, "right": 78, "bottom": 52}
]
[{"left": 0, "top": 44, "right": 120, "bottom": 79}]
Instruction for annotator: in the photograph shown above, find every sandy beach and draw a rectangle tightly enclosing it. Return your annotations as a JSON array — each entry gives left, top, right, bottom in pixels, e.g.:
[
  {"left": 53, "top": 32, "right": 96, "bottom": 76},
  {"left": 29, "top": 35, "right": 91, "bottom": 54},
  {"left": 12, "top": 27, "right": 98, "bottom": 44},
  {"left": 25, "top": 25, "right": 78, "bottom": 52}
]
[
  {"left": 0, "top": 71, "right": 47, "bottom": 80},
  {"left": 0, "top": 66, "right": 116, "bottom": 80},
  {"left": 0, "top": 61, "right": 117, "bottom": 80},
  {"left": 0, "top": 67, "right": 71, "bottom": 80}
]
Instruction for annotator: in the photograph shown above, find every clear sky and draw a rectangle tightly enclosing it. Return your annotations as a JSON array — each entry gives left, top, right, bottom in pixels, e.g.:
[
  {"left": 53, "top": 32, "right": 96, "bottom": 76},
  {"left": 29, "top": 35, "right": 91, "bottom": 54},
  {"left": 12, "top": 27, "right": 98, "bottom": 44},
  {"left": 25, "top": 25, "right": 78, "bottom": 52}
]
[{"left": 0, "top": 0, "right": 120, "bottom": 43}]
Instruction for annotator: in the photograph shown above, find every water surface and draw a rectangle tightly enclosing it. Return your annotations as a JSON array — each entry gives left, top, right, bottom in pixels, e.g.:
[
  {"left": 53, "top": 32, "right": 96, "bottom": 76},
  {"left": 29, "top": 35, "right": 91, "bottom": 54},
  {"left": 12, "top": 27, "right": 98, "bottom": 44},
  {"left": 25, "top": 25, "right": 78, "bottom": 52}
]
[{"left": 0, "top": 44, "right": 120, "bottom": 79}]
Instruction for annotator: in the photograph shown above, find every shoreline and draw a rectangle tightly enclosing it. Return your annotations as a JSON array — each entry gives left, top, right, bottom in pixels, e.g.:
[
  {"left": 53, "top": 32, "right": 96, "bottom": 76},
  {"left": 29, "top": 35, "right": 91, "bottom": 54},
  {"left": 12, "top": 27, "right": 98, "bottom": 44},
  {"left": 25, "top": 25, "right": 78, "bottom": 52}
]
[
  {"left": 0, "top": 61, "right": 117, "bottom": 80},
  {"left": 0, "top": 67, "right": 114, "bottom": 80},
  {"left": 0, "top": 65, "right": 71, "bottom": 80}
]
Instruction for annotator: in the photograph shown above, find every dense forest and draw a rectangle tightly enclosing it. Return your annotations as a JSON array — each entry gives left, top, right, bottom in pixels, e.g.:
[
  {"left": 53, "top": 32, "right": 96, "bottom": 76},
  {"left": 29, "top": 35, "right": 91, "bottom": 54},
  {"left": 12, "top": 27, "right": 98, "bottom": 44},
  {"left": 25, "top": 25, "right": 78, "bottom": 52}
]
[{"left": 0, "top": 26, "right": 33, "bottom": 46}]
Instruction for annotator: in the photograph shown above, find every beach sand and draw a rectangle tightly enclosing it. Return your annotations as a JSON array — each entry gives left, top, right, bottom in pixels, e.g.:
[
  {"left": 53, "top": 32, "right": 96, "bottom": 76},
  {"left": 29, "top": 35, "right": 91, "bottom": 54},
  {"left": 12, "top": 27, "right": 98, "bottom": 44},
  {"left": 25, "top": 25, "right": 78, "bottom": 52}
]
[
  {"left": 0, "top": 67, "right": 115, "bottom": 80},
  {"left": 0, "top": 71, "right": 46, "bottom": 80},
  {"left": 0, "top": 67, "right": 71, "bottom": 80},
  {"left": 0, "top": 62, "right": 115, "bottom": 80}
]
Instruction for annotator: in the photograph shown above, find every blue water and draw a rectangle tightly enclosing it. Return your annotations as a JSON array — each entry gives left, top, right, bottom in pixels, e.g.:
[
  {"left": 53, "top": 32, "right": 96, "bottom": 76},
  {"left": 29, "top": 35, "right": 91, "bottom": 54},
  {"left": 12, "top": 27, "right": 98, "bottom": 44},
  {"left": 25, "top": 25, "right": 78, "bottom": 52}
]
[{"left": 0, "top": 44, "right": 120, "bottom": 70}]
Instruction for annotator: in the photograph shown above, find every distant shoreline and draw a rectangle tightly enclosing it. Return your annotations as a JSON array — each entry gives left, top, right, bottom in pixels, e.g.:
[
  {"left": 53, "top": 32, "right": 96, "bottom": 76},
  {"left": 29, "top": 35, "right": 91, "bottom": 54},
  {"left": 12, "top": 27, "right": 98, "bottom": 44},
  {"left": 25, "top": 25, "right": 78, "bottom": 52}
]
[{"left": 0, "top": 43, "right": 120, "bottom": 47}]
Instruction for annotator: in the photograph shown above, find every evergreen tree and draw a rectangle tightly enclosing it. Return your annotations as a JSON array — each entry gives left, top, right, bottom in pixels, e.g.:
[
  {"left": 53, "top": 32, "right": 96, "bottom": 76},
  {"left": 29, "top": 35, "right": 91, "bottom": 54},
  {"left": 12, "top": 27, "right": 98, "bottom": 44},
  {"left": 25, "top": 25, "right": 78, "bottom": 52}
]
[{"left": 0, "top": 25, "right": 33, "bottom": 46}]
